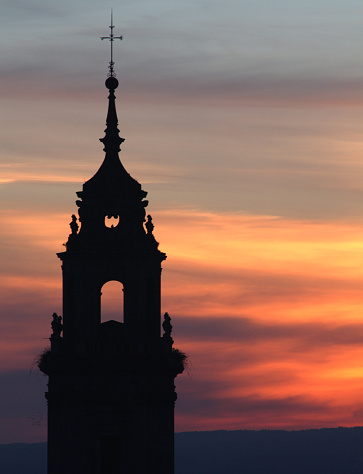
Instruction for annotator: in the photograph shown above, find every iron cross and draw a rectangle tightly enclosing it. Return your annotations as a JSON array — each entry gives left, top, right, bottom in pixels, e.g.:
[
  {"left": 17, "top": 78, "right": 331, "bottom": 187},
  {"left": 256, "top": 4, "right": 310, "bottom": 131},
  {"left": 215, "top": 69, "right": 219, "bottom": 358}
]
[{"left": 101, "top": 11, "right": 123, "bottom": 77}]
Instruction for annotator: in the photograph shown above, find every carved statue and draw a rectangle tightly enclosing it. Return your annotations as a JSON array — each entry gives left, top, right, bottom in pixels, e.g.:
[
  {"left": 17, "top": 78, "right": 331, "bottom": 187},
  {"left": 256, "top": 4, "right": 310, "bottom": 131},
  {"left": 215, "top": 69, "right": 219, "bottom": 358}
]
[
  {"left": 70, "top": 214, "right": 79, "bottom": 235},
  {"left": 51, "top": 313, "right": 63, "bottom": 337},
  {"left": 162, "top": 312, "right": 172, "bottom": 338},
  {"left": 145, "top": 214, "right": 154, "bottom": 234}
]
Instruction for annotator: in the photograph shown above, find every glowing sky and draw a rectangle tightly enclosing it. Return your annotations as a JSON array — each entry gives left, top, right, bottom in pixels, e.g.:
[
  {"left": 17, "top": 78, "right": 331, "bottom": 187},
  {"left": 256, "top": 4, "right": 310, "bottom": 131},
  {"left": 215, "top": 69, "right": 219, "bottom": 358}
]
[{"left": 0, "top": 0, "right": 363, "bottom": 443}]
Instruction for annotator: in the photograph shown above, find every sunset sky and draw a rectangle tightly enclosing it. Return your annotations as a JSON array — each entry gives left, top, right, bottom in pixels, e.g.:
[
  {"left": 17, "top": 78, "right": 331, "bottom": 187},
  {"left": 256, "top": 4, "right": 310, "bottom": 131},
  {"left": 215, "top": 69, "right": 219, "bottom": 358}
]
[{"left": 1, "top": 0, "right": 363, "bottom": 443}]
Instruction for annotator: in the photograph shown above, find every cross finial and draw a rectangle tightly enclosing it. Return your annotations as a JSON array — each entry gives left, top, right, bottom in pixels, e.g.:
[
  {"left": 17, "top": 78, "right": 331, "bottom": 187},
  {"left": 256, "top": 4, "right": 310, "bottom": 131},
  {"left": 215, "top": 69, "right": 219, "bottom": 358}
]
[{"left": 101, "top": 10, "right": 123, "bottom": 77}]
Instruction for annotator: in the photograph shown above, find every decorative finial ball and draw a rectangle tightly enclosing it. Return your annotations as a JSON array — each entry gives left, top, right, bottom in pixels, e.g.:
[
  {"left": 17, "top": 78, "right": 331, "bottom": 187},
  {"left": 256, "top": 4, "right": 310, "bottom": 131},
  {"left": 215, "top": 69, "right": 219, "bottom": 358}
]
[{"left": 105, "top": 76, "right": 119, "bottom": 90}]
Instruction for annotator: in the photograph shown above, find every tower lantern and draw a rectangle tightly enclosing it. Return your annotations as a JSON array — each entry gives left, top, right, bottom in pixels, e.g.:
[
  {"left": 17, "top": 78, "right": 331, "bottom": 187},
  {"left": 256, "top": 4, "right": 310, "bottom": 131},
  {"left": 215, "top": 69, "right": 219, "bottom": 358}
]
[{"left": 39, "top": 21, "right": 185, "bottom": 474}]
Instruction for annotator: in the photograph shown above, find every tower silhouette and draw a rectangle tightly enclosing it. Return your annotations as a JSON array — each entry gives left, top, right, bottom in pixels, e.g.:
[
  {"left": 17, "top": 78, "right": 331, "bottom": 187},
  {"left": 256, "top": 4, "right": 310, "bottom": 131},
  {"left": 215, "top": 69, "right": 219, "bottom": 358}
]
[{"left": 39, "top": 25, "right": 185, "bottom": 474}]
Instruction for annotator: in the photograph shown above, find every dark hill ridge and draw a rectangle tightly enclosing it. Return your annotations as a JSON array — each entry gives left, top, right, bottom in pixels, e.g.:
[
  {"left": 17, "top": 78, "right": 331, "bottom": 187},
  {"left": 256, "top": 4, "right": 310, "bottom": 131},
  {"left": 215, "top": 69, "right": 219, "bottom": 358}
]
[
  {"left": 2, "top": 427, "right": 363, "bottom": 473},
  {"left": 0, "top": 442, "right": 47, "bottom": 474},
  {"left": 175, "top": 427, "right": 363, "bottom": 473}
]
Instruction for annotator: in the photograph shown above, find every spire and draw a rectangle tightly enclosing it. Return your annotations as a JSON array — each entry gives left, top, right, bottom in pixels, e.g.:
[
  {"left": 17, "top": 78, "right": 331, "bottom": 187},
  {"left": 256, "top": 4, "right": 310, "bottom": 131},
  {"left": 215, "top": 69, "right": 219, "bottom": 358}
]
[
  {"left": 84, "top": 14, "right": 139, "bottom": 195},
  {"left": 99, "top": 77, "right": 125, "bottom": 155},
  {"left": 100, "top": 14, "right": 124, "bottom": 156}
]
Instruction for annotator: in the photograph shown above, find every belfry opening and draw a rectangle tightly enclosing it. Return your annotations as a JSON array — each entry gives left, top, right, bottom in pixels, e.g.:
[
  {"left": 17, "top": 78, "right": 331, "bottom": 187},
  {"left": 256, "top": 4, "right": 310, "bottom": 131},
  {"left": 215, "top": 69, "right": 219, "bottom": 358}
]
[{"left": 101, "top": 280, "right": 124, "bottom": 324}]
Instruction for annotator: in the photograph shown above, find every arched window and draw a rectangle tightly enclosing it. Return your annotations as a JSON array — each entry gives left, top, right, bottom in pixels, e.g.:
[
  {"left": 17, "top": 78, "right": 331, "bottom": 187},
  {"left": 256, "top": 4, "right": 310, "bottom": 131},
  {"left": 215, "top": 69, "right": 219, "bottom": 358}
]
[{"left": 101, "top": 280, "right": 124, "bottom": 324}]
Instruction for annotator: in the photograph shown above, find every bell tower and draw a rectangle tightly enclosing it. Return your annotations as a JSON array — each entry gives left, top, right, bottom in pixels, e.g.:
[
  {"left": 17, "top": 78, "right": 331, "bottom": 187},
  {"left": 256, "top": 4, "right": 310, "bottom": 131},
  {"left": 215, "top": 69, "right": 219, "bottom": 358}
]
[{"left": 39, "top": 21, "right": 185, "bottom": 474}]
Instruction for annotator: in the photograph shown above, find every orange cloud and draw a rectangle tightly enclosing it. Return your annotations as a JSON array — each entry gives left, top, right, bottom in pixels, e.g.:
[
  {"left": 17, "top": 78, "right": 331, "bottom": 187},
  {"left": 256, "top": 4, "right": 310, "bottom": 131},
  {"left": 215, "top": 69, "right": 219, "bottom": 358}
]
[{"left": 151, "top": 209, "right": 363, "bottom": 431}]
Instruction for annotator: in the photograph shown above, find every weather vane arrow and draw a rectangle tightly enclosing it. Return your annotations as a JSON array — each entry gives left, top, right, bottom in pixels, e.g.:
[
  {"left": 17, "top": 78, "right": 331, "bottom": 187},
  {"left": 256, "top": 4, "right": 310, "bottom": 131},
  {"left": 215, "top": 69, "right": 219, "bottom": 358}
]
[{"left": 101, "top": 11, "right": 123, "bottom": 77}]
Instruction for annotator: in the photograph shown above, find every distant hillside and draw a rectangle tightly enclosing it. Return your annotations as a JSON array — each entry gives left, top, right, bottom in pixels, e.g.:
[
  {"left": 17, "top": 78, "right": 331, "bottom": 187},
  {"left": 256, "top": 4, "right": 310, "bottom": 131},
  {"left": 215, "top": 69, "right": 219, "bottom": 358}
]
[
  {"left": 2, "top": 427, "right": 363, "bottom": 473},
  {"left": 175, "top": 427, "right": 363, "bottom": 473},
  {"left": 0, "top": 442, "right": 47, "bottom": 474}
]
